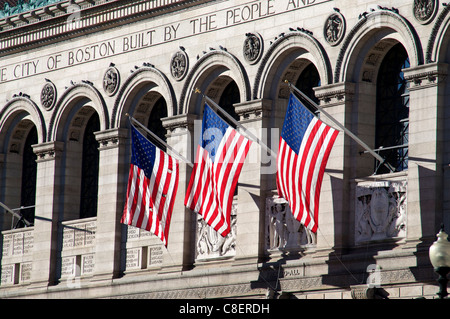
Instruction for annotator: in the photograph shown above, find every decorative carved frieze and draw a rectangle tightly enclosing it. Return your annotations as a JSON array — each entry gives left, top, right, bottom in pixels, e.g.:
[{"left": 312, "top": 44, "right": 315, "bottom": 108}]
[{"left": 355, "top": 180, "right": 407, "bottom": 244}]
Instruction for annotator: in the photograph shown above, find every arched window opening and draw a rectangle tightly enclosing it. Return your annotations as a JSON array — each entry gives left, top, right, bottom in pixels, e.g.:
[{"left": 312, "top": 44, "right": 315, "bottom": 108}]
[
  {"left": 295, "top": 63, "right": 321, "bottom": 114},
  {"left": 375, "top": 43, "right": 410, "bottom": 174},
  {"left": 218, "top": 81, "right": 240, "bottom": 127},
  {"left": 79, "top": 113, "right": 100, "bottom": 219},
  {"left": 18, "top": 126, "right": 38, "bottom": 228},
  {"left": 147, "top": 96, "right": 168, "bottom": 151}
]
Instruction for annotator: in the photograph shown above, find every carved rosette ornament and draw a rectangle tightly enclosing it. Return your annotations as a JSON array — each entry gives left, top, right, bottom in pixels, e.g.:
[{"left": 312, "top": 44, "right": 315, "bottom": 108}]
[
  {"left": 103, "top": 63, "right": 120, "bottom": 96},
  {"left": 41, "top": 79, "right": 57, "bottom": 111},
  {"left": 170, "top": 47, "right": 189, "bottom": 81},
  {"left": 413, "top": 0, "right": 437, "bottom": 24},
  {"left": 243, "top": 32, "right": 263, "bottom": 64},
  {"left": 324, "top": 8, "right": 346, "bottom": 46}
]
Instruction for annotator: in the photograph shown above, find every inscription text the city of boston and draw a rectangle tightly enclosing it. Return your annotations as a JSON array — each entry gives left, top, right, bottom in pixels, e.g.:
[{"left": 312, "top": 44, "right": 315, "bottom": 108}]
[{"left": 0, "top": 0, "right": 327, "bottom": 83}]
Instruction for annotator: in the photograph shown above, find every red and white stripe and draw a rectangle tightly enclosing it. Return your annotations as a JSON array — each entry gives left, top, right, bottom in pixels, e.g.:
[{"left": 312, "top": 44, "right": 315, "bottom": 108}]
[
  {"left": 122, "top": 149, "right": 179, "bottom": 247},
  {"left": 277, "top": 117, "right": 338, "bottom": 233},
  {"left": 185, "top": 128, "right": 251, "bottom": 237}
]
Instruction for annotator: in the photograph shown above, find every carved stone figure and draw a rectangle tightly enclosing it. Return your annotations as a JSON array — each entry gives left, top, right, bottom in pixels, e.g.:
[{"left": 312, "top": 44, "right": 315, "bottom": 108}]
[
  {"left": 324, "top": 10, "right": 346, "bottom": 46},
  {"left": 355, "top": 181, "right": 407, "bottom": 243},
  {"left": 196, "top": 202, "right": 236, "bottom": 260},
  {"left": 413, "top": 0, "right": 437, "bottom": 24},
  {"left": 265, "top": 196, "right": 315, "bottom": 251},
  {"left": 243, "top": 32, "right": 263, "bottom": 64},
  {"left": 103, "top": 64, "right": 120, "bottom": 96}
]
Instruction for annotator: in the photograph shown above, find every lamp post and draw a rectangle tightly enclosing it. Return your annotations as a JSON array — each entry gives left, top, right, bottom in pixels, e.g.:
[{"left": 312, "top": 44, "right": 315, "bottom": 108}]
[{"left": 429, "top": 225, "right": 450, "bottom": 299}]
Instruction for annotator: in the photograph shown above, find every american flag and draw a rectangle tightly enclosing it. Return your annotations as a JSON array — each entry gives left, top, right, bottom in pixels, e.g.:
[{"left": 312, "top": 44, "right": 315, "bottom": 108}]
[
  {"left": 277, "top": 93, "right": 339, "bottom": 233},
  {"left": 184, "top": 104, "right": 252, "bottom": 237},
  {"left": 121, "top": 124, "right": 179, "bottom": 247}
]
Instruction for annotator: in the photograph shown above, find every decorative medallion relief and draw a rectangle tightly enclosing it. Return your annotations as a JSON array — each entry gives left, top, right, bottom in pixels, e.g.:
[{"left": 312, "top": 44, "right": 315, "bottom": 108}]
[
  {"left": 103, "top": 63, "right": 120, "bottom": 96},
  {"left": 355, "top": 181, "right": 407, "bottom": 244},
  {"left": 41, "top": 79, "right": 57, "bottom": 111},
  {"left": 196, "top": 202, "right": 236, "bottom": 261},
  {"left": 413, "top": 0, "right": 437, "bottom": 24},
  {"left": 324, "top": 8, "right": 346, "bottom": 46},
  {"left": 170, "top": 47, "right": 189, "bottom": 81},
  {"left": 265, "top": 196, "right": 315, "bottom": 252},
  {"left": 243, "top": 32, "right": 263, "bottom": 64}
]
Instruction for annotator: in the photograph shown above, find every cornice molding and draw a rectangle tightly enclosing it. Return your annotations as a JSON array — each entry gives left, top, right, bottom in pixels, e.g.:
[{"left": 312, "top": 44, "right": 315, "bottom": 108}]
[{"left": 0, "top": 0, "right": 208, "bottom": 57}]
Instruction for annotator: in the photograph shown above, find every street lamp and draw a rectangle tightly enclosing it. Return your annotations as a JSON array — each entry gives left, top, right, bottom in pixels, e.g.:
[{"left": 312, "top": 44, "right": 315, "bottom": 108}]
[{"left": 429, "top": 225, "right": 450, "bottom": 299}]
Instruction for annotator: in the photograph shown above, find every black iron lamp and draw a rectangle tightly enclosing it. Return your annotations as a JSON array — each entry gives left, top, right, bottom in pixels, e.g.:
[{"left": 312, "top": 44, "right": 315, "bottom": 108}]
[{"left": 429, "top": 225, "right": 450, "bottom": 299}]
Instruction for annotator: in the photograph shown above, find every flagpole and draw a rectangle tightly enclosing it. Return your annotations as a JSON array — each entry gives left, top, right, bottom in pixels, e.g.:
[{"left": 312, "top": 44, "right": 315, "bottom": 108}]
[
  {"left": 284, "top": 80, "right": 395, "bottom": 173},
  {"left": 194, "top": 88, "right": 278, "bottom": 160},
  {"left": 126, "top": 113, "right": 194, "bottom": 168},
  {"left": 0, "top": 201, "right": 33, "bottom": 227}
]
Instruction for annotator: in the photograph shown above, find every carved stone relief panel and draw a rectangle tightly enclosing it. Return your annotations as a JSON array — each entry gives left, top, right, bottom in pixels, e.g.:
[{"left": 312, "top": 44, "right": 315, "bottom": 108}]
[
  {"left": 103, "top": 63, "right": 120, "bottom": 96},
  {"left": 243, "top": 32, "right": 263, "bottom": 64},
  {"left": 195, "top": 201, "right": 237, "bottom": 261},
  {"left": 413, "top": 0, "right": 437, "bottom": 24},
  {"left": 170, "top": 48, "right": 189, "bottom": 81},
  {"left": 265, "top": 196, "right": 315, "bottom": 252},
  {"left": 355, "top": 181, "right": 407, "bottom": 244},
  {"left": 324, "top": 9, "right": 346, "bottom": 46}
]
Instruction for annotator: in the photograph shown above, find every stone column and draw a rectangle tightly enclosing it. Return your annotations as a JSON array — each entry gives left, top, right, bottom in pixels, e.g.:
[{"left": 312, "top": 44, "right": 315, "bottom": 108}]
[
  {"left": 92, "top": 128, "right": 128, "bottom": 280},
  {"left": 314, "top": 83, "right": 355, "bottom": 254},
  {"left": 160, "top": 114, "right": 196, "bottom": 271},
  {"left": 232, "top": 99, "right": 273, "bottom": 265},
  {"left": 403, "top": 63, "right": 448, "bottom": 246},
  {"left": 29, "top": 141, "right": 64, "bottom": 288}
]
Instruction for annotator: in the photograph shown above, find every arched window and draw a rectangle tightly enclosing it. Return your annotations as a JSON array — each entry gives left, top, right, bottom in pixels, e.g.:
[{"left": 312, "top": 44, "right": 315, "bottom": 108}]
[
  {"left": 375, "top": 43, "right": 410, "bottom": 174},
  {"left": 79, "top": 113, "right": 100, "bottom": 219},
  {"left": 218, "top": 81, "right": 240, "bottom": 127},
  {"left": 295, "top": 63, "right": 321, "bottom": 114},
  {"left": 147, "top": 96, "right": 168, "bottom": 151},
  {"left": 18, "top": 126, "right": 38, "bottom": 228}
]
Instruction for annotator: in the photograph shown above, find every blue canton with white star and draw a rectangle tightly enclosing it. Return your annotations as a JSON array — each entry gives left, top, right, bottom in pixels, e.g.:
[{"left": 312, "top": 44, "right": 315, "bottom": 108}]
[
  {"left": 200, "top": 104, "right": 229, "bottom": 162},
  {"left": 131, "top": 125, "right": 156, "bottom": 177},
  {"left": 281, "top": 94, "right": 315, "bottom": 154}
]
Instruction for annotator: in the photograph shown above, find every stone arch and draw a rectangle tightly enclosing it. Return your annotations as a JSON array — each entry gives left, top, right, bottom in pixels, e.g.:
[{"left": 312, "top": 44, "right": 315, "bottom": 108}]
[
  {"left": 48, "top": 83, "right": 108, "bottom": 142},
  {"left": 426, "top": 4, "right": 450, "bottom": 63},
  {"left": 335, "top": 9, "right": 422, "bottom": 83},
  {"left": 112, "top": 65, "right": 176, "bottom": 128},
  {"left": 0, "top": 96, "right": 46, "bottom": 153},
  {"left": 254, "top": 31, "right": 332, "bottom": 100},
  {"left": 179, "top": 49, "right": 250, "bottom": 115}
]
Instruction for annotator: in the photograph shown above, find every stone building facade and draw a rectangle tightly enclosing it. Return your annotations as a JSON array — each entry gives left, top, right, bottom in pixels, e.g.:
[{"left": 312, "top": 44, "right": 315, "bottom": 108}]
[{"left": 0, "top": 0, "right": 449, "bottom": 299}]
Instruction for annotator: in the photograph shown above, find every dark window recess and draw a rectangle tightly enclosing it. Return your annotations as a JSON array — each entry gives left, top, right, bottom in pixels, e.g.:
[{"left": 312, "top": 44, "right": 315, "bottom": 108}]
[
  {"left": 147, "top": 96, "right": 168, "bottom": 151},
  {"left": 80, "top": 113, "right": 100, "bottom": 219},
  {"left": 375, "top": 43, "right": 410, "bottom": 174},
  {"left": 18, "top": 126, "right": 38, "bottom": 228}
]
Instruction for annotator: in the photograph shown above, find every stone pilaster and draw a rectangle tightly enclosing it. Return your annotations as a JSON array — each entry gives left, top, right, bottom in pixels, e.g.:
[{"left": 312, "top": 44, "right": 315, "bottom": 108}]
[
  {"left": 314, "top": 82, "right": 355, "bottom": 253},
  {"left": 92, "top": 128, "right": 128, "bottom": 280},
  {"left": 29, "top": 141, "right": 64, "bottom": 288},
  {"left": 403, "top": 63, "right": 448, "bottom": 245},
  {"left": 160, "top": 114, "right": 196, "bottom": 271}
]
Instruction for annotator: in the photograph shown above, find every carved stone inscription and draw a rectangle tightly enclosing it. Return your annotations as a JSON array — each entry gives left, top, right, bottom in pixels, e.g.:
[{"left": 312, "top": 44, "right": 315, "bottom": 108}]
[{"left": 355, "top": 181, "right": 407, "bottom": 243}]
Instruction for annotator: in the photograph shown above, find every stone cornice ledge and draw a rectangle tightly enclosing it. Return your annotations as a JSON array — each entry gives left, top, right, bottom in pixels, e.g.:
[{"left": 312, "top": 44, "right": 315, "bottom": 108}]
[
  {"left": 403, "top": 62, "right": 449, "bottom": 91},
  {"left": 0, "top": 0, "right": 208, "bottom": 56}
]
